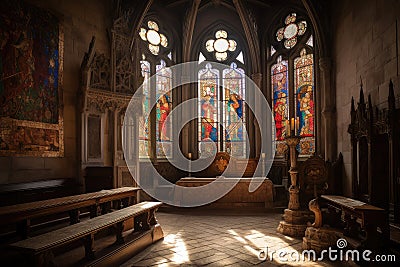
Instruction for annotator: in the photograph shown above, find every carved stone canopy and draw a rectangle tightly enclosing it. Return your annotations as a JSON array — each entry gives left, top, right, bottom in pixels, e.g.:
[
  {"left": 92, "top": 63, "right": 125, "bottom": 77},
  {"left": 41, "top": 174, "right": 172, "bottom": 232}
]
[{"left": 86, "top": 89, "right": 142, "bottom": 115}]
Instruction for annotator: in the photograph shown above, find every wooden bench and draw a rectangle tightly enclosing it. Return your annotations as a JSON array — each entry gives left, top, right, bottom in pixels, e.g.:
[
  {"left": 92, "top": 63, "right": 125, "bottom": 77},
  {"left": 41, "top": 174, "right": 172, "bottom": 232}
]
[
  {"left": 0, "top": 178, "right": 77, "bottom": 207},
  {"left": 9, "top": 201, "right": 163, "bottom": 267},
  {"left": 309, "top": 195, "right": 389, "bottom": 247},
  {"left": 0, "top": 187, "right": 141, "bottom": 239}
]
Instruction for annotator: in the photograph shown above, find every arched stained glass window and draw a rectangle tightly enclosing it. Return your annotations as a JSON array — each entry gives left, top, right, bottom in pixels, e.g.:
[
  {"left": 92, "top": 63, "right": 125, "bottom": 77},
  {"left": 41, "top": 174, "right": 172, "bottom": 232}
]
[
  {"left": 223, "top": 63, "right": 246, "bottom": 158},
  {"left": 139, "top": 60, "right": 151, "bottom": 158},
  {"left": 294, "top": 48, "right": 315, "bottom": 155},
  {"left": 197, "top": 27, "right": 246, "bottom": 158},
  {"left": 138, "top": 19, "right": 173, "bottom": 160},
  {"left": 198, "top": 63, "right": 219, "bottom": 157},
  {"left": 271, "top": 56, "right": 289, "bottom": 156},
  {"left": 156, "top": 60, "right": 172, "bottom": 158},
  {"left": 270, "top": 13, "right": 315, "bottom": 158},
  {"left": 198, "top": 62, "right": 246, "bottom": 158}
]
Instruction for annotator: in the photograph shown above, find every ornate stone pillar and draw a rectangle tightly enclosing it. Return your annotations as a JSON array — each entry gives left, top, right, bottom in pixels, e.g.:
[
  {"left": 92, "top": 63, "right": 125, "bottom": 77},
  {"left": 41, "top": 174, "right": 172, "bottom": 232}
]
[
  {"left": 319, "top": 57, "right": 336, "bottom": 161},
  {"left": 277, "top": 136, "right": 311, "bottom": 237},
  {"left": 287, "top": 136, "right": 301, "bottom": 210}
]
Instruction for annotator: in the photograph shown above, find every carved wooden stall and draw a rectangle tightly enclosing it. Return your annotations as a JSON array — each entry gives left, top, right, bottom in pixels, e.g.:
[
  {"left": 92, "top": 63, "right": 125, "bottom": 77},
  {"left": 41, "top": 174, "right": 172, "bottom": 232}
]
[
  {"left": 348, "top": 81, "right": 400, "bottom": 223},
  {"left": 80, "top": 12, "right": 142, "bottom": 191}
]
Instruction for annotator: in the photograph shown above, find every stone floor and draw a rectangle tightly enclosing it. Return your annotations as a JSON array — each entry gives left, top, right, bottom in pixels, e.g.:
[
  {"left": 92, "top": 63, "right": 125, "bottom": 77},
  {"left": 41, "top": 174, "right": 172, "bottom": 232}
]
[{"left": 121, "top": 210, "right": 353, "bottom": 267}]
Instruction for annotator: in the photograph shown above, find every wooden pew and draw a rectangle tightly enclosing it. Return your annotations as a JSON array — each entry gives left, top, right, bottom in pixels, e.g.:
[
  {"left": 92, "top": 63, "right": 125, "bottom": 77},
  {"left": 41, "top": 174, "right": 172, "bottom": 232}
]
[
  {"left": 309, "top": 195, "right": 389, "bottom": 248},
  {"left": 0, "top": 178, "right": 77, "bottom": 207},
  {"left": 9, "top": 201, "right": 163, "bottom": 267},
  {"left": 0, "top": 187, "right": 140, "bottom": 239}
]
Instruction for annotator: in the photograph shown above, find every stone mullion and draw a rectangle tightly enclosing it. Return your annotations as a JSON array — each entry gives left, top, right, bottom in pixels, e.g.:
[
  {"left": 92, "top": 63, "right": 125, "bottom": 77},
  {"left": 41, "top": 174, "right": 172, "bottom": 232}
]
[{"left": 288, "top": 57, "right": 295, "bottom": 123}]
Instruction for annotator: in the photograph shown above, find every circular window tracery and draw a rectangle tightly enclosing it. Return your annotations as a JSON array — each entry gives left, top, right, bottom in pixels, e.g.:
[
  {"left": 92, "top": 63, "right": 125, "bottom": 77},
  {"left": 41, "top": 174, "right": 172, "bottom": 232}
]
[
  {"left": 276, "top": 13, "right": 307, "bottom": 49},
  {"left": 205, "top": 30, "right": 237, "bottom": 61},
  {"left": 139, "top": 20, "right": 168, "bottom": 55}
]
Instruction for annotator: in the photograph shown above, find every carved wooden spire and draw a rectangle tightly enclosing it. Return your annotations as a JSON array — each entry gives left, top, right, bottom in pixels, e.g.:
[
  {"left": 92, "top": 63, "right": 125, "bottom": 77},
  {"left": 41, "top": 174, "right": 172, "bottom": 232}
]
[
  {"left": 367, "top": 93, "right": 373, "bottom": 120},
  {"left": 359, "top": 76, "right": 365, "bottom": 106}
]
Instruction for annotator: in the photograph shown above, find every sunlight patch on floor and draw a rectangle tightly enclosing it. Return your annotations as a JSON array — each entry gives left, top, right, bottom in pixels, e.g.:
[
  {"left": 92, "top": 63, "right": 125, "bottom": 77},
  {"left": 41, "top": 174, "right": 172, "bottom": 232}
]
[{"left": 163, "top": 232, "right": 189, "bottom": 264}]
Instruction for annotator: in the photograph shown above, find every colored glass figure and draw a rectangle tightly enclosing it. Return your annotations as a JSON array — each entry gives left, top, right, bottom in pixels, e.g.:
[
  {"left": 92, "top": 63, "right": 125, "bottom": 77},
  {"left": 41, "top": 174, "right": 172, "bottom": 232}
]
[
  {"left": 294, "top": 48, "right": 315, "bottom": 155},
  {"left": 271, "top": 56, "right": 289, "bottom": 157},
  {"left": 198, "top": 64, "right": 219, "bottom": 157},
  {"left": 156, "top": 60, "right": 172, "bottom": 158},
  {"left": 139, "top": 60, "right": 151, "bottom": 158},
  {"left": 223, "top": 63, "right": 246, "bottom": 158},
  {"left": 271, "top": 56, "right": 289, "bottom": 141}
]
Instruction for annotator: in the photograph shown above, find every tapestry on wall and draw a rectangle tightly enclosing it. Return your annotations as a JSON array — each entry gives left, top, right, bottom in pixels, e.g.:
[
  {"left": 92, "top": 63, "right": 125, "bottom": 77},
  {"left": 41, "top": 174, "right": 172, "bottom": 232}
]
[{"left": 0, "top": 1, "right": 64, "bottom": 157}]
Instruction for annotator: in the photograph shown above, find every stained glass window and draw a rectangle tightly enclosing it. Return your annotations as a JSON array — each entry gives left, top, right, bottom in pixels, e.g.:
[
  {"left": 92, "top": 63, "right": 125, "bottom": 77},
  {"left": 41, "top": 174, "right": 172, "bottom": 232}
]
[
  {"left": 271, "top": 56, "right": 289, "bottom": 156},
  {"left": 294, "top": 48, "right": 315, "bottom": 155},
  {"left": 139, "top": 60, "right": 151, "bottom": 158},
  {"left": 271, "top": 46, "right": 276, "bottom": 57},
  {"left": 271, "top": 13, "right": 315, "bottom": 158},
  {"left": 156, "top": 60, "right": 172, "bottom": 158},
  {"left": 198, "top": 52, "right": 206, "bottom": 64},
  {"left": 138, "top": 18, "right": 173, "bottom": 161},
  {"left": 205, "top": 30, "right": 237, "bottom": 62},
  {"left": 139, "top": 20, "right": 168, "bottom": 55},
  {"left": 198, "top": 63, "right": 246, "bottom": 158},
  {"left": 276, "top": 13, "right": 307, "bottom": 49},
  {"left": 223, "top": 63, "right": 246, "bottom": 158},
  {"left": 236, "top": 51, "right": 244, "bottom": 64},
  {"left": 306, "top": 35, "right": 313, "bottom": 47},
  {"left": 198, "top": 63, "right": 219, "bottom": 157}
]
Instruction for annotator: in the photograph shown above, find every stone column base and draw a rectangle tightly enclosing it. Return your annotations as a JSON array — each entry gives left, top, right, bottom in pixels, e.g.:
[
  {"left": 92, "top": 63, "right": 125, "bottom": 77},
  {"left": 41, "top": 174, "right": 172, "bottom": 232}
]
[
  {"left": 277, "top": 221, "right": 308, "bottom": 237},
  {"left": 277, "top": 209, "right": 313, "bottom": 237},
  {"left": 302, "top": 226, "right": 341, "bottom": 253},
  {"left": 282, "top": 209, "right": 313, "bottom": 225}
]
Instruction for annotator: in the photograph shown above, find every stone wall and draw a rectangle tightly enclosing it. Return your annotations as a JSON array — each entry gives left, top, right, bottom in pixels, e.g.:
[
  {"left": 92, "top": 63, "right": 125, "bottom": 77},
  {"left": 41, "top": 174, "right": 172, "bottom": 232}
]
[
  {"left": 0, "top": 0, "right": 112, "bottom": 184},
  {"left": 332, "top": 0, "right": 400, "bottom": 196}
]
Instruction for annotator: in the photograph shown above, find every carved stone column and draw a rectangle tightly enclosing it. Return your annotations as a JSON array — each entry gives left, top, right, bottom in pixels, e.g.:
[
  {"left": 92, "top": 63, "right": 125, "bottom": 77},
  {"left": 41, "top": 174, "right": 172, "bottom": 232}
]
[
  {"left": 319, "top": 57, "right": 336, "bottom": 161},
  {"left": 287, "top": 136, "right": 301, "bottom": 210},
  {"left": 277, "top": 136, "right": 311, "bottom": 237}
]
